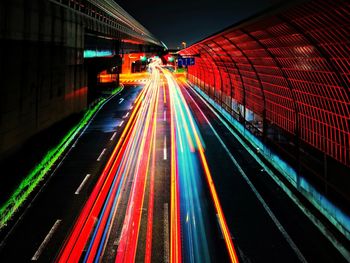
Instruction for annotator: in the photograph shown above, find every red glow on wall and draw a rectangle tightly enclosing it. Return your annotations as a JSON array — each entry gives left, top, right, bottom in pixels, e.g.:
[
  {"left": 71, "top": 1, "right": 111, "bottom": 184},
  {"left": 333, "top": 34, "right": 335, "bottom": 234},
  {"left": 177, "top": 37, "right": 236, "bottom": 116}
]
[
  {"left": 180, "top": 0, "right": 350, "bottom": 167},
  {"left": 64, "top": 86, "right": 88, "bottom": 100},
  {"left": 98, "top": 70, "right": 117, "bottom": 83}
]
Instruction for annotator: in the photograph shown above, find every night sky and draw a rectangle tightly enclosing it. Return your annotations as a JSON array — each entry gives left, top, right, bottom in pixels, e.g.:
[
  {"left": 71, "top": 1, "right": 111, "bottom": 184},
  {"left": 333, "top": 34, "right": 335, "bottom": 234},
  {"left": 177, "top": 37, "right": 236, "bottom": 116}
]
[{"left": 116, "top": 0, "right": 291, "bottom": 49}]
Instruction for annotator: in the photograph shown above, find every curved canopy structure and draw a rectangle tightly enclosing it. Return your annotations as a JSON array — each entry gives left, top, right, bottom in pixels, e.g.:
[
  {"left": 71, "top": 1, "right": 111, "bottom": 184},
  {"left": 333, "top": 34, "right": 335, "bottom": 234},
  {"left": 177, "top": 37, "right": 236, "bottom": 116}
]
[{"left": 180, "top": 0, "right": 350, "bottom": 167}]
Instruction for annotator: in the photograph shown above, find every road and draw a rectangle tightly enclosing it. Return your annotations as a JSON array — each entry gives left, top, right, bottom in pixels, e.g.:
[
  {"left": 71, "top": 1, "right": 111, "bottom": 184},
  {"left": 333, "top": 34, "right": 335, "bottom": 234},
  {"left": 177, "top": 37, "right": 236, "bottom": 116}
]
[
  {"left": 0, "top": 61, "right": 348, "bottom": 263},
  {"left": 0, "top": 84, "right": 142, "bottom": 261}
]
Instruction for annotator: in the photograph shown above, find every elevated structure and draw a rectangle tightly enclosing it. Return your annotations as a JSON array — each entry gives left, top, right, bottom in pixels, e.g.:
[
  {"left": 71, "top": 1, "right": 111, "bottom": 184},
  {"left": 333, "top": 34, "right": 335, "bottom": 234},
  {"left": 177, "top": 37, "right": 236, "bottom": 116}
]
[
  {"left": 180, "top": 0, "right": 350, "bottom": 238},
  {"left": 0, "top": 0, "right": 162, "bottom": 157}
]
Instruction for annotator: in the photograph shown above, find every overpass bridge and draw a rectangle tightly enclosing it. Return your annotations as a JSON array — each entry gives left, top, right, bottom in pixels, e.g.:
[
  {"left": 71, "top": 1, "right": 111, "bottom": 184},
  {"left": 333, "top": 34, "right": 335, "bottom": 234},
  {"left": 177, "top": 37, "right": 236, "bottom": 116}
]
[{"left": 0, "top": 0, "right": 163, "bottom": 157}]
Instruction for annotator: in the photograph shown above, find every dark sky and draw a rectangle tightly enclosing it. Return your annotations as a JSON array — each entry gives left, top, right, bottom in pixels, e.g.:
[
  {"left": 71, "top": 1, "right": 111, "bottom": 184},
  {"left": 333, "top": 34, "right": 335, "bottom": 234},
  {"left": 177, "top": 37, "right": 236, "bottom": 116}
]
[{"left": 116, "top": 0, "right": 290, "bottom": 49}]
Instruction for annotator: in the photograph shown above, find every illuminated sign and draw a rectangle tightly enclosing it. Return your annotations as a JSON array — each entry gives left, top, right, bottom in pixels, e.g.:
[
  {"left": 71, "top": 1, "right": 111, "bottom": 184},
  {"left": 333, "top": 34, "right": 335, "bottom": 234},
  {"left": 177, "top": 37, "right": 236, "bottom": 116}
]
[{"left": 177, "top": 57, "right": 195, "bottom": 67}]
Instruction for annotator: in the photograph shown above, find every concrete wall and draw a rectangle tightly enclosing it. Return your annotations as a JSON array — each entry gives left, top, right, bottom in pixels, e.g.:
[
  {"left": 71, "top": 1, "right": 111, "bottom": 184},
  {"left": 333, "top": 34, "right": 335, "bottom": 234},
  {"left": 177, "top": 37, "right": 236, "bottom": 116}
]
[{"left": 0, "top": 0, "right": 87, "bottom": 157}]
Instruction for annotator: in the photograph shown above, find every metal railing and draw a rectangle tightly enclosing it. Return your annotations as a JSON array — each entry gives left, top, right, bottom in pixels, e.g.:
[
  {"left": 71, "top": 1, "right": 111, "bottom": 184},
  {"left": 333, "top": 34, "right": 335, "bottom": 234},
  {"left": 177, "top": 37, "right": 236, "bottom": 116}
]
[{"left": 50, "top": 0, "right": 162, "bottom": 46}]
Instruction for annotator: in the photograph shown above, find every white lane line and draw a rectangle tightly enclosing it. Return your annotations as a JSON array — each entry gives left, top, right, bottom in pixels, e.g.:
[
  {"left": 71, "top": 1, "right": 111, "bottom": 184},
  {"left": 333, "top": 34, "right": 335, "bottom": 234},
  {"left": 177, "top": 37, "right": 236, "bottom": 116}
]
[
  {"left": 164, "top": 203, "right": 169, "bottom": 263},
  {"left": 31, "top": 219, "right": 61, "bottom": 261},
  {"left": 222, "top": 133, "right": 307, "bottom": 262},
  {"left": 189, "top": 85, "right": 350, "bottom": 262},
  {"left": 119, "top": 98, "right": 124, "bottom": 104},
  {"left": 118, "top": 120, "right": 124, "bottom": 127},
  {"left": 163, "top": 136, "right": 167, "bottom": 160},
  {"left": 0, "top": 87, "right": 126, "bottom": 251},
  {"left": 130, "top": 105, "right": 133, "bottom": 110},
  {"left": 163, "top": 110, "right": 166, "bottom": 122},
  {"left": 185, "top": 89, "right": 308, "bottom": 263},
  {"left": 97, "top": 148, "right": 106, "bottom": 162},
  {"left": 75, "top": 174, "right": 91, "bottom": 195},
  {"left": 110, "top": 132, "right": 117, "bottom": 141},
  {"left": 123, "top": 112, "right": 130, "bottom": 119}
]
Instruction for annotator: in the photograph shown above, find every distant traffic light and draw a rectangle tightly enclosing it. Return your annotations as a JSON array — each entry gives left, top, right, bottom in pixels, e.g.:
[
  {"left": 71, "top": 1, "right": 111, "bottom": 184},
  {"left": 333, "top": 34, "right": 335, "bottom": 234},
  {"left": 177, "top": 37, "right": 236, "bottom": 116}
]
[{"left": 140, "top": 56, "right": 147, "bottom": 62}]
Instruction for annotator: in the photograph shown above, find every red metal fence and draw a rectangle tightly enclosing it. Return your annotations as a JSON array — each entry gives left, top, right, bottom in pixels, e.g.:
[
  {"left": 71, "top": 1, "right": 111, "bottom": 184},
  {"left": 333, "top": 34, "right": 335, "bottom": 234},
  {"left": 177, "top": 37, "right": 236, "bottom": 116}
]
[{"left": 180, "top": 0, "right": 350, "bottom": 168}]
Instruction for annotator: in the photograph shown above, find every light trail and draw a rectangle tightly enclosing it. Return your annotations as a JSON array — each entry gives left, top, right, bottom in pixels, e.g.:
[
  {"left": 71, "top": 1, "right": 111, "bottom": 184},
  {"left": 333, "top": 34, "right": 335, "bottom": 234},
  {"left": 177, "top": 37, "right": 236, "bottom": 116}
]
[
  {"left": 58, "top": 62, "right": 239, "bottom": 263},
  {"left": 144, "top": 72, "right": 160, "bottom": 263},
  {"left": 87, "top": 67, "right": 159, "bottom": 262},
  {"left": 181, "top": 81, "right": 308, "bottom": 263},
  {"left": 57, "top": 105, "right": 140, "bottom": 262},
  {"left": 58, "top": 62, "right": 163, "bottom": 263},
  {"left": 115, "top": 65, "right": 160, "bottom": 263},
  {"left": 163, "top": 83, "right": 167, "bottom": 104},
  {"left": 169, "top": 72, "right": 182, "bottom": 263},
  {"left": 179, "top": 80, "right": 239, "bottom": 263},
  {"left": 163, "top": 69, "right": 239, "bottom": 263},
  {"left": 83, "top": 124, "right": 142, "bottom": 263},
  {"left": 56, "top": 71, "right": 150, "bottom": 263},
  {"left": 91, "top": 94, "right": 154, "bottom": 262},
  {"left": 164, "top": 69, "right": 209, "bottom": 263}
]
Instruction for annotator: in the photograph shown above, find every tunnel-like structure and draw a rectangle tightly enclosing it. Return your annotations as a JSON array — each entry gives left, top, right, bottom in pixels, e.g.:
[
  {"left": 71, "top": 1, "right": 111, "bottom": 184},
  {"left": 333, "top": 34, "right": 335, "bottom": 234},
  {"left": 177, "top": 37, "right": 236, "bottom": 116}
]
[{"left": 180, "top": 0, "right": 350, "bottom": 224}]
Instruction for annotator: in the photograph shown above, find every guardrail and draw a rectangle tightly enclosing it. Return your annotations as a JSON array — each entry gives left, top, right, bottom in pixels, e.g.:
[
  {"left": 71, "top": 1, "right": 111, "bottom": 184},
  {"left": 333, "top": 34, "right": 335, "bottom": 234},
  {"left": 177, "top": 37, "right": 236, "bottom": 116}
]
[{"left": 50, "top": 0, "right": 161, "bottom": 46}]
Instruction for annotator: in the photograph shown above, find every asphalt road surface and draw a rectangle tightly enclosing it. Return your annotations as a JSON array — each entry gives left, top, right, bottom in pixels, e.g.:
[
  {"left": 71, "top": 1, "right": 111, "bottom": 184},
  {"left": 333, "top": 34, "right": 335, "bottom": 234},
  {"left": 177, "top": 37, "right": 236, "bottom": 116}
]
[{"left": 0, "top": 62, "right": 348, "bottom": 263}]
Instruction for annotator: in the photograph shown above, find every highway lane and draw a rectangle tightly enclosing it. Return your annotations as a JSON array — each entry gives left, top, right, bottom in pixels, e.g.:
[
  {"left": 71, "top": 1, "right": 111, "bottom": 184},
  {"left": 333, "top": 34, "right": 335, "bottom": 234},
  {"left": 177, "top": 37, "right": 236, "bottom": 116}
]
[
  {"left": 178, "top": 78, "right": 348, "bottom": 263},
  {"left": 0, "top": 85, "right": 142, "bottom": 262},
  {"left": 0, "top": 63, "right": 228, "bottom": 263},
  {"left": 65, "top": 68, "right": 346, "bottom": 263},
  {"left": 0, "top": 63, "right": 347, "bottom": 263},
  {"left": 57, "top": 62, "right": 166, "bottom": 262},
  {"left": 100, "top": 65, "right": 171, "bottom": 263},
  {"left": 163, "top": 69, "right": 238, "bottom": 263},
  {"left": 133, "top": 70, "right": 171, "bottom": 263},
  {"left": 56, "top": 63, "right": 238, "bottom": 262}
]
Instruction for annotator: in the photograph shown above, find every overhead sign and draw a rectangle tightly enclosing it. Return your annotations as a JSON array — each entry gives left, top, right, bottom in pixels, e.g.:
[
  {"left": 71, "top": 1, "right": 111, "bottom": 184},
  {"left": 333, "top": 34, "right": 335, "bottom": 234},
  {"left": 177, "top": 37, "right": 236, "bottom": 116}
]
[{"left": 177, "top": 57, "right": 195, "bottom": 67}]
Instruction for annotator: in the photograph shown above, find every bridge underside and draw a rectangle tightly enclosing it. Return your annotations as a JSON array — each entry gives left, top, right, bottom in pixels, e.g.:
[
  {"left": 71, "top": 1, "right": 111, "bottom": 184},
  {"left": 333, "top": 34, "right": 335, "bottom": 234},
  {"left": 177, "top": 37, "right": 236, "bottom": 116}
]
[{"left": 0, "top": 0, "right": 162, "bottom": 158}]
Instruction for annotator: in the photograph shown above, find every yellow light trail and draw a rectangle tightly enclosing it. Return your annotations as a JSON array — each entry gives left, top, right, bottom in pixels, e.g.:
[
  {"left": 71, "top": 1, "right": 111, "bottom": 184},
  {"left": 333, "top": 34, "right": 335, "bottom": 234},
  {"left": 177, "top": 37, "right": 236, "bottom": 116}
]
[
  {"left": 164, "top": 73, "right": 195, "bottom": 152},
  {"left": 115, "top": 64, "right": 160, "bottom": 262},
  {"left": 168, "top": 68, "right": 182, "bottom": 263},
  {"left": 167, "top": 70, "right": 239, "bottom": 263},
  {"left": 163, "top": 83, "right": 167, "bottom": 104}
]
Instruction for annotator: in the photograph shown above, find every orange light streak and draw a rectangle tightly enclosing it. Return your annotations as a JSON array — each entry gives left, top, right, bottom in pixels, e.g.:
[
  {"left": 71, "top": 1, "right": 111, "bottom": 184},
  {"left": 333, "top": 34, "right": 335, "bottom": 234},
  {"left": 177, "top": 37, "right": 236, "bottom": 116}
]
[
  {"left": 57, "top": 84, "right": 146, "bottom": 263},
  {"left": 144, "top": 70, "right": 160, "bottom": 263},
  {"left": 115, "top": 65, "right": 160, "bottom": 263},
  {"left": 163, "top": 83, "right": 167, "bottom": 104},
  {"left": 169, "top": 71, "right": 182, "bottom": 263},
  {"left": 176, "top": 79, "right": 239, "bottom": 263}
]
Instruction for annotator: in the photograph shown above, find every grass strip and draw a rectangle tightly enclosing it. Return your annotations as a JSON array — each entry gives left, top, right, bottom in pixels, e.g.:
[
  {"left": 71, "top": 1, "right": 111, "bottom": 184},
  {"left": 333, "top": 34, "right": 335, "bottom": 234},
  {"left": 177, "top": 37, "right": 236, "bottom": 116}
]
[{"left": 0, "top": 86, "right": 122, "bottom": 230}]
